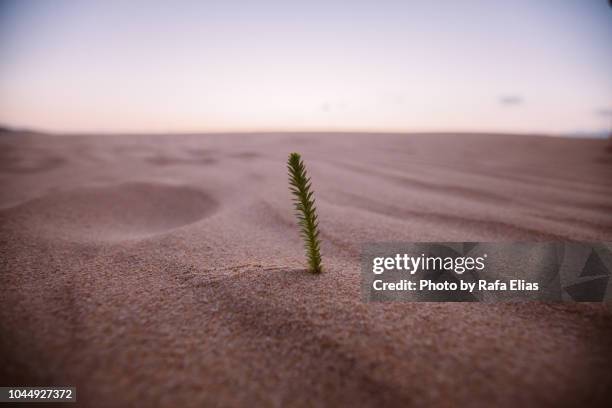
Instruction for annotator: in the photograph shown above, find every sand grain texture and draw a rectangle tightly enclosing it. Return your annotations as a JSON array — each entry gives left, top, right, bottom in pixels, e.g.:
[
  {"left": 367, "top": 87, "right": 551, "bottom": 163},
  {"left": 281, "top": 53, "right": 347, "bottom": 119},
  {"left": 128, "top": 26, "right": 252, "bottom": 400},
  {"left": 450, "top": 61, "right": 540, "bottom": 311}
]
[{"left": 1, "top": 131, "right": 611, "bottom": 407}]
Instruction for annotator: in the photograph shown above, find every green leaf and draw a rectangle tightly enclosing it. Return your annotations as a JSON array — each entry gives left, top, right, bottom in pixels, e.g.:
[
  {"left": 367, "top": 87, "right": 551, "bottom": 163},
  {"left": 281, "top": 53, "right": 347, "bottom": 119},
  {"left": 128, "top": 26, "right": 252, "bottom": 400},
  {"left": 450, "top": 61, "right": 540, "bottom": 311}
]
[{"left": 287, "top": 152, "right": 323, "bottom": 273}]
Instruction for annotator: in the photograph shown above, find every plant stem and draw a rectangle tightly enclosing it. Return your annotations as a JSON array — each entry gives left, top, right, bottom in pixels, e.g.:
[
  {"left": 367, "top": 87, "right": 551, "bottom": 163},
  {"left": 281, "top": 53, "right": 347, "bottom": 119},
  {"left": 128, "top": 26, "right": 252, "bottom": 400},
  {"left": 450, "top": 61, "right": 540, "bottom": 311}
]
[{"left": 287, "top": 152, "right": 322, "bottom": 273}]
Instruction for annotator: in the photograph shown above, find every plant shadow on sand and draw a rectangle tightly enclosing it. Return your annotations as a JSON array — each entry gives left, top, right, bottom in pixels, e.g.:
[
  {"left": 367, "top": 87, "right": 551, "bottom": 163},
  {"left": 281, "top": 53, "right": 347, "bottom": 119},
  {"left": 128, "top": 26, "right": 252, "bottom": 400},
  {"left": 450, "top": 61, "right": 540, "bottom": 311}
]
[{"left": 190, "top": 266, "right": 325, "bottom": 292}]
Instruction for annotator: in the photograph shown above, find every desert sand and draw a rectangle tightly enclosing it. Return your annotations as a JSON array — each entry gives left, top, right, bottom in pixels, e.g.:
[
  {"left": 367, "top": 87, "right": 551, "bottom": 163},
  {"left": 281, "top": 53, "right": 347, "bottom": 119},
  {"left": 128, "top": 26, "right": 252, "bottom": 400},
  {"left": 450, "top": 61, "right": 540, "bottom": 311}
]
[{"left": 1, "top": 130, "right": 611, "bottom": 407}]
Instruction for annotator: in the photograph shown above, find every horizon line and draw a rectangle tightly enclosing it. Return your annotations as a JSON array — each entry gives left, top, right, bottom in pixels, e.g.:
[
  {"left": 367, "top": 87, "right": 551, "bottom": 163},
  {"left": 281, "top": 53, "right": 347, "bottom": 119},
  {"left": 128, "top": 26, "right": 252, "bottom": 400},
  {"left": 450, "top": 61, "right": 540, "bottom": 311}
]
[{"left": 0, "top": 122, "right": 609, "bottom": 140}]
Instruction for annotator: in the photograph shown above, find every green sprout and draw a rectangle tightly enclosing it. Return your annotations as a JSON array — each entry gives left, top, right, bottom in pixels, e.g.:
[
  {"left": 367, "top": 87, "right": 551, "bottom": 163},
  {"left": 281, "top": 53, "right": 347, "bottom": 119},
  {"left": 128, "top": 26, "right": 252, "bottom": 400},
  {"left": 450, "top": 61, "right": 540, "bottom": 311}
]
[{"left": 287, "top": 152, "right": 322, "bottom": 274}]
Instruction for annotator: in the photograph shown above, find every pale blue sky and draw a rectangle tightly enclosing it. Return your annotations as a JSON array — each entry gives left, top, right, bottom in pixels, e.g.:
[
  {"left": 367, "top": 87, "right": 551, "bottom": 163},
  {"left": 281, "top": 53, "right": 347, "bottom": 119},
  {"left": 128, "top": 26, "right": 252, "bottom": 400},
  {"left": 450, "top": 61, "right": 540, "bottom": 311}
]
[{"left": 0, "top": 0, "right": 611, "bottom": 134}]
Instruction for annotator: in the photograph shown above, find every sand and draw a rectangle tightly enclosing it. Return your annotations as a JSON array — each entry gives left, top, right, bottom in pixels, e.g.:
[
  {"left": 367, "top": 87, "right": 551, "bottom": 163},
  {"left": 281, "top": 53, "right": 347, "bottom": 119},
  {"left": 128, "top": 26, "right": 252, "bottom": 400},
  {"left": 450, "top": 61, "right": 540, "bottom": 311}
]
[{"left": 1, "top": 130, "right": 611, "bottom": 407}]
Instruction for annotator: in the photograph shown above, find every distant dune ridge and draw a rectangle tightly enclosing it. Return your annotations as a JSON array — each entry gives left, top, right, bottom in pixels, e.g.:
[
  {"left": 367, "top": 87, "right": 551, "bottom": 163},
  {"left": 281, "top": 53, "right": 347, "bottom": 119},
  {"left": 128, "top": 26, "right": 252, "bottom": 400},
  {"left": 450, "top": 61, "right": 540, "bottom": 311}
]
[{"left": 1, "top": 130, "right": 611, "bottom": 407}]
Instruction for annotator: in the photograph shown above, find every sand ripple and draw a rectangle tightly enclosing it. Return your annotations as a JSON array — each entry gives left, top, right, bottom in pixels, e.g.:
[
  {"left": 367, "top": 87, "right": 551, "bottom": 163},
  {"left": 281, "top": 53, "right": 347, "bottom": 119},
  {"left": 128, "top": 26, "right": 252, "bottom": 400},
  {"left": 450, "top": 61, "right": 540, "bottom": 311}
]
[{"left": 1, "top": 182, "right": 217, "bottom": 241}]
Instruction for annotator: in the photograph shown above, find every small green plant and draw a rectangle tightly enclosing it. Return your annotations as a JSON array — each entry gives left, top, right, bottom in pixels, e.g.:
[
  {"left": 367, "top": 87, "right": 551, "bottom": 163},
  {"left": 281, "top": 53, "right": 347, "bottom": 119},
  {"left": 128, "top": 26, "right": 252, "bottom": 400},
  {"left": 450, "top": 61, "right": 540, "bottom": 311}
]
[{"left": 287, "top": 152, "right": 322, "bottom": 274}]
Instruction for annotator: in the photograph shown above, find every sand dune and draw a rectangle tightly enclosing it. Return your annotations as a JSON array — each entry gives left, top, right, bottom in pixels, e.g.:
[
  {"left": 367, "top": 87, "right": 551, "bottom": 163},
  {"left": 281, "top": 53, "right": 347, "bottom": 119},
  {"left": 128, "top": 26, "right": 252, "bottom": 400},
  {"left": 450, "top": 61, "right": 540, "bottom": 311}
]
[
  {"left": 2, "top": 182, "right": 217, "bottom": 241},
  {"left": 1, "top": 131, "right": 611, "bottom": 407}
]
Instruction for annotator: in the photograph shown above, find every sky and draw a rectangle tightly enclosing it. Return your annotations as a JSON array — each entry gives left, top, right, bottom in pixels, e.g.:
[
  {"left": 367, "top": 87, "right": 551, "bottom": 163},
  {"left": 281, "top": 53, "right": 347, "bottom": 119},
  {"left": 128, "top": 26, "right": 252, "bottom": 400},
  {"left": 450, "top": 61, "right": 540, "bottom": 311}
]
[{"left": 0, "top": 0, "right": 611, "bottom": 135}]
